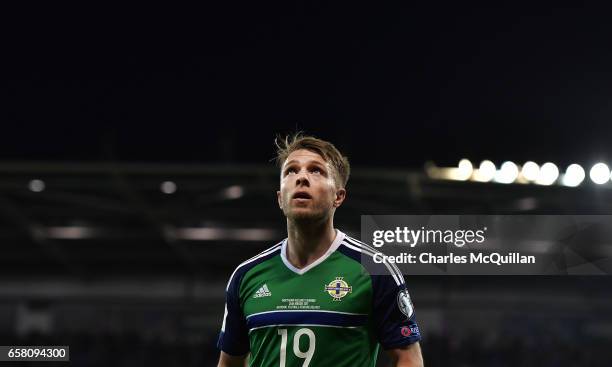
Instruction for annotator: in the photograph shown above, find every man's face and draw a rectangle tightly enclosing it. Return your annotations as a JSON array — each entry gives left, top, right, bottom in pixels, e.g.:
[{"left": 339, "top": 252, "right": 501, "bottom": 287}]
[{"left": 277, "top": 149, "right": 346, "bottom": 222}]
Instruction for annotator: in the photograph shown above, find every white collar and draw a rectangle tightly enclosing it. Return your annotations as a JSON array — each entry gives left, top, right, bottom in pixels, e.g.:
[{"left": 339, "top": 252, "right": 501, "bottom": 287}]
[{"left": 280, "top": 229, "right": 345, "bottom": 275}]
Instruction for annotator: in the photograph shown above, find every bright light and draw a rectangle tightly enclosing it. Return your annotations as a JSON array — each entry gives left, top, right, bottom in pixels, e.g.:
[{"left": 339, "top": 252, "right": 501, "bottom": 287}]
[
  {"left": 222, "top": 185, "right": 244, "bottom": 199},
  {"left": 521, "top": 161, "right": 540, "bottom": 182},
  {"left": 562, "top": 164, "right": 585, "bottom": 187},
  {"left": 474, "top": 160, "right": 496, "bottom": 182},
  {"left": 535, "top": 162, "right": 559, "bottom": 185},
  {"left": 28, "top": 179, "right": 45, "bottom": 192},
  {"left": 160, "top": 181, "right": 177, "bottom": 194},
  {"left": 495, "top": 161, "right": 519, "bottom": 184},
  {"left": 456, "top": 159, "right": 473, "bottom": 180},
  {"left": 589, "top": 163, "right": 611, "bottom": 184}
]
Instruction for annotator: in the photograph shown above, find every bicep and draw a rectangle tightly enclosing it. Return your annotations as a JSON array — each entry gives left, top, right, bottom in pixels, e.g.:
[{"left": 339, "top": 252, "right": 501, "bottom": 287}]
[
  {"left": 385, "top": 341, "right": 424, "bottom": 367},
  {"left": 217, "top": 351, "right": 249, "bottom": 367}
]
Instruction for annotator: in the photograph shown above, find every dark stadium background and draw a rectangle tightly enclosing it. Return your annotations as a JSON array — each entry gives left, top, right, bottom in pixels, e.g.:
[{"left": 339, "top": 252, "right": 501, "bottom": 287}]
[{"left": 3, "top": 4, "right": 612, "bottom": 366}]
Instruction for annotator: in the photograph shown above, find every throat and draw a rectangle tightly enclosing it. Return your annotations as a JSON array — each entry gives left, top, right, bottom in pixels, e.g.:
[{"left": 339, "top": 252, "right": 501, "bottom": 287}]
[{"left": 285, "top": 226, "right": 338, "bottom": 270}]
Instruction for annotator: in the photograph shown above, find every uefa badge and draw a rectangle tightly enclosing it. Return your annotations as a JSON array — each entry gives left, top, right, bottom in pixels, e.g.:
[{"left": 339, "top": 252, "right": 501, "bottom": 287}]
[
  {"left": 324, "top": 277, "right": 352, "bottom": 301},
  {"left": 397, "top": 289, "right": 414, "bottom": 318}
]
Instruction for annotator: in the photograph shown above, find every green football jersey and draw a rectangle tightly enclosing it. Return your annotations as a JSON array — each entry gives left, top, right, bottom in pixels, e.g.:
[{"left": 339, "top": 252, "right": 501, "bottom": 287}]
[{"left": 217, "top": 230, "right": 421, "bottom": 367}]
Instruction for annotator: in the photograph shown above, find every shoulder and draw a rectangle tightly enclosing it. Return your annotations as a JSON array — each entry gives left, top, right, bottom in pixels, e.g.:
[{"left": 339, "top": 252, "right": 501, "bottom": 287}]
[
  {"left": 338, "top": 234, "right": 405, "bottom": 287},
  {"left": 225, "top": 240, "right": 283, "bottom": 291}
]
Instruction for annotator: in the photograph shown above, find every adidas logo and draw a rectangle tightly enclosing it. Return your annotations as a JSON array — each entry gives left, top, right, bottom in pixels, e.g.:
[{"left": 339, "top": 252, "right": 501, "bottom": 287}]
[{"left": 253, "top": 284, "right": 272, "bottom": 298}]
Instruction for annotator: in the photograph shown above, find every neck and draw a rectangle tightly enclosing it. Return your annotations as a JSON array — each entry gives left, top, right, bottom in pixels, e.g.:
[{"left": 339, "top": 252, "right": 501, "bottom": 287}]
[{"left": 285, "top": 217, "right": 337, "bottom": 269}]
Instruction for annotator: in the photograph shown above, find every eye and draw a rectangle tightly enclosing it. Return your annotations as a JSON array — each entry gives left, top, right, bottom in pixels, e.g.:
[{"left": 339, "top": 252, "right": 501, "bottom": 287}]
[
  {"left": 285, "top": 167, "right": 297, "bottom": 175},
  {"left": 311, "top": 166, "right": 327, "bottom": 176}
]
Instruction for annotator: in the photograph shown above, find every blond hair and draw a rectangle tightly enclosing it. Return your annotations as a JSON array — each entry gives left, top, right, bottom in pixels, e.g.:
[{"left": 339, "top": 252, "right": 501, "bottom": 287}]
[{"left": 275, "top": 132, "right": 350, "bottom": 188}]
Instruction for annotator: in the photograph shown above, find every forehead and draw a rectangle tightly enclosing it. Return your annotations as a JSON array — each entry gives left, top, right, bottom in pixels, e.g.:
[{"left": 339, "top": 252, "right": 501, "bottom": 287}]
[{"left": 283, "top": 149, "right": 328, "bottom": 166}]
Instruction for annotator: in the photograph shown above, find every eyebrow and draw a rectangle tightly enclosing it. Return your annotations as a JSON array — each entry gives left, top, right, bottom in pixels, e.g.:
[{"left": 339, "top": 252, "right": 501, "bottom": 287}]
[{"left": 284, "top": 159, "right": 326, "bottom": 167}]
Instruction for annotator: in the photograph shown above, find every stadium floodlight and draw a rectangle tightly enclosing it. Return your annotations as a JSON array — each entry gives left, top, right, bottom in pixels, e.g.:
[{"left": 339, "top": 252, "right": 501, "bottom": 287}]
[
  {"left": 456, "top": 159, "right": 473, "bottom": 181},
  {"left": 535, "top": 162, "right": 559, "bottom": 185},
  {"left": 28, "top": 179, "right": 45, "bottom": 192},
  {"left": 160, "top": 181, "right": 177, "bottom": 194},
  {"left": 562, "top": 164, "right": 585, "bottom": 187},
  {"left": 589, "top": 163, "right": 611, "bottom": 184},
  {"left": 474, "top": 160, "right": 496, "bottom": 182},
  {"left": 495, "top": 161, "right": 519, "bottom": 184},
  {"left": 521, "top": 161, "right": 540, "bottom": 182}
]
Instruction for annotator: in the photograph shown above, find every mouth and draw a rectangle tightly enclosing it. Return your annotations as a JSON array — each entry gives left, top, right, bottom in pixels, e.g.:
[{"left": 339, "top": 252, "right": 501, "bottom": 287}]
[{"left": 292, "top": 191, "right": 313, "bottom": 200}]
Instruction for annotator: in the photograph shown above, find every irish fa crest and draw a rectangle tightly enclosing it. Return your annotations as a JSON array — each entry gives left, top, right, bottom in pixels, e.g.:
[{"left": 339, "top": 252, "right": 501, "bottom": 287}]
[{"left": 324, "top": 277, "right": 352, "bottom": 301}]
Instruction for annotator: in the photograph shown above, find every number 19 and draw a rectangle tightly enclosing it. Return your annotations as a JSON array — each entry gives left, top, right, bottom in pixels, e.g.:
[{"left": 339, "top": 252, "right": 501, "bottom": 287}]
[{"left": 278, "top": 328, "right": 316, "bottom": 367}]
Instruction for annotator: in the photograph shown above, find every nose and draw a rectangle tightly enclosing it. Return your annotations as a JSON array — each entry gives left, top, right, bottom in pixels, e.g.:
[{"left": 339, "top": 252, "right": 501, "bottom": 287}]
[{"left": 295, "top": 170, "right": 310, "bottom": 187}]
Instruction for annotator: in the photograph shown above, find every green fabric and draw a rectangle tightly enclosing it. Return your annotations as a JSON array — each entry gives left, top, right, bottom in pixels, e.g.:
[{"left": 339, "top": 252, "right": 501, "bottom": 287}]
[{"left": 240, "top": 252, "right": 380, "bottom": 367}]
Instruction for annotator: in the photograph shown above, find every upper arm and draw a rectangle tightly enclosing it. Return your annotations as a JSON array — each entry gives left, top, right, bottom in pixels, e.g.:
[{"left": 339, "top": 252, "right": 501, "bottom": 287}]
[
  {"left": 217, "top": 271, "right": 250, "bottom": 356},
  {"left": 217, "top": 351, "right": 248, "bottom": 367},
  {"left": 370, "top": 272, "right": 421, "bottom": 349},
  {"left": 386, "top": 341, "right": 424, "bottom": 367}
]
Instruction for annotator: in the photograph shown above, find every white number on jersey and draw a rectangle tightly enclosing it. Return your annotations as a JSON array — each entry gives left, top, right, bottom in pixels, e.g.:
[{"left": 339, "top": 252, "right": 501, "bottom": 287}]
[{"left": 277, "top": 328, "right": 316, "bottom": 367}]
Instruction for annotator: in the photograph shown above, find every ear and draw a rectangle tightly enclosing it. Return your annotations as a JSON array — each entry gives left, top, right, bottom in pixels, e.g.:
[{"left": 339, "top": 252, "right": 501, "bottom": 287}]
[
  {"left": 277, "top": 190, "right": 283, "bottom": 209},
  {"left": 333, "top": 187, "right": 346, "bottom": 208}
]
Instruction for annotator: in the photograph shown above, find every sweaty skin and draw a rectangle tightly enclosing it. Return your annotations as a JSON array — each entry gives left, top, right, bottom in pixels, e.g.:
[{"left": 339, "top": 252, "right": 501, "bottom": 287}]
[{"left": 277, "top": 149, "right": 346, "bottom": 269}]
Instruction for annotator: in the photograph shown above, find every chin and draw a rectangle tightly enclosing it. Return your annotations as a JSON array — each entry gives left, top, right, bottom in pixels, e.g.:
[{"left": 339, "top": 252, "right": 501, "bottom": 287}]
[{"left": 286, "top": 209, "right": 323, "bottom": 222}]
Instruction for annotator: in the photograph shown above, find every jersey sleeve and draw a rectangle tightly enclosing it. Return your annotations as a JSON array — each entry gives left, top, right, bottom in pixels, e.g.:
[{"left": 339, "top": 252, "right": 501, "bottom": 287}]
[
  {"left": 371, "top": 272, "right": 421, "bottom": 350},
  {"left": 217, "top": 271, "right": 250, "bottom": 356}
]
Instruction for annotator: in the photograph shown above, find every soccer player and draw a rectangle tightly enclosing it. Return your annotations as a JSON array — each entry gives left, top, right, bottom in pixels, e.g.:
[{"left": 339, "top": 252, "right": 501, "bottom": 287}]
[{"left": 217, "top": 134, "right": 423, "bottom": 367}]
